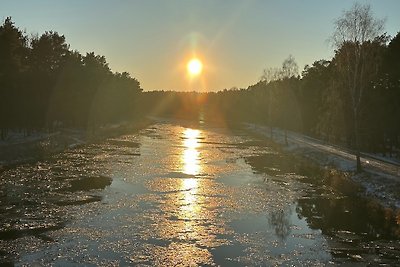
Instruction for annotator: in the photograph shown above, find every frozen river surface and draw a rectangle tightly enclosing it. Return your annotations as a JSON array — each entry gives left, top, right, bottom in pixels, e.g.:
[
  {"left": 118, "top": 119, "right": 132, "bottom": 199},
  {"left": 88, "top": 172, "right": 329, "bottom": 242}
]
[{"left": 1, "top": 123, "right": 399, "bottom": 266}]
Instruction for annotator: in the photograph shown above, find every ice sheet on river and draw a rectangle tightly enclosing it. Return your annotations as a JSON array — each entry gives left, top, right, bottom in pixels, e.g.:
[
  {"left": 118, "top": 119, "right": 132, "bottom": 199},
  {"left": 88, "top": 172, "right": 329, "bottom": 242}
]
[{"left": 1, "top": 123, "right": 399, "bottom": 266}]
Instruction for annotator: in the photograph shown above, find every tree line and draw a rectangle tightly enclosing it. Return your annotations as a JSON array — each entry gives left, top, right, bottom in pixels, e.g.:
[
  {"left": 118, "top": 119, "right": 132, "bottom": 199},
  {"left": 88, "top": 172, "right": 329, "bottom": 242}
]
[
  {"left": 0, "top": 17, "right": 142, "bottom": 140},
  {"left": 142, "top": 27, "right": 399, "bottom": 157},
  {"left": 142, "top": 4, "right": 400, "bottom": 170}
]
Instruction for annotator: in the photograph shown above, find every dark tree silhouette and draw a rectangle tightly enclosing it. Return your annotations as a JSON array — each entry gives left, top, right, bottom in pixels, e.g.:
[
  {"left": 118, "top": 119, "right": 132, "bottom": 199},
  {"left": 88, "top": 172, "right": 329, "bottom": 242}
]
[
  {"left": 0, "top": 18, "right": 143, "bottom": 139},
  {"left": 0, "top": 17, "right": 28, "bottom": 139}
]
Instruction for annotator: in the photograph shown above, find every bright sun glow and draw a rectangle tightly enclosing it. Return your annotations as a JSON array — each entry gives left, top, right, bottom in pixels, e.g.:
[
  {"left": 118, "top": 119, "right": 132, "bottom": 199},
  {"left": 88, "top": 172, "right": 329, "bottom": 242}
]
[{"left": 187, "top": 59, "right": 203, "bottom": 76}]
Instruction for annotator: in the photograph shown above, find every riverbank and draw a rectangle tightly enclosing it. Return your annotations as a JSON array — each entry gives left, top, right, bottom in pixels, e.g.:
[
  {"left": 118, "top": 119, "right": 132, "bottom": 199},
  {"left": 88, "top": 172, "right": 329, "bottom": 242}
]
[
  {"left": 244, "top": 123, "right": 400, "bottom": 209},
  {"left": 0, "top": 119, "right": 152, "bottom": 170}
]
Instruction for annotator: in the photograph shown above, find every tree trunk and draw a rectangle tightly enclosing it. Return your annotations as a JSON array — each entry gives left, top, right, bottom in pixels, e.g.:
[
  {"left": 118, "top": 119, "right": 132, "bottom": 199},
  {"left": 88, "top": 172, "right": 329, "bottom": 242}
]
[
  {"left": 285, "top": 129, "right": 288, "bottom": 146},
  {"left": 268, "top": 91, "right": 273, "bottom": 139},
  {"left": 356, "top": 149, "right": 362, "bottom": 173},
  {"left": 270, "top": 125, "right": 273, "bottom": 139},
  {"left": 354, "top": 109, "right": 362, "bottom": 172}
]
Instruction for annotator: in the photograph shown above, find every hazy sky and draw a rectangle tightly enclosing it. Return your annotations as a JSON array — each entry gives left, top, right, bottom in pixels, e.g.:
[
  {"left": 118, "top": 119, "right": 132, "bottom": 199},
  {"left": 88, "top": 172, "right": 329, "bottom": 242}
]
[{"left": 1, "top": 1, "right": 400, "bottom": 91}]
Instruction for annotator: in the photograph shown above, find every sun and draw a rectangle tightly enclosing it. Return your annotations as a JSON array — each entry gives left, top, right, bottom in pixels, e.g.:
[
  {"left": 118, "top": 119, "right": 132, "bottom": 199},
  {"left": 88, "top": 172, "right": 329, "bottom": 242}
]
[{"left": 187, "top": 58, "right": 203, "bottom": 76}]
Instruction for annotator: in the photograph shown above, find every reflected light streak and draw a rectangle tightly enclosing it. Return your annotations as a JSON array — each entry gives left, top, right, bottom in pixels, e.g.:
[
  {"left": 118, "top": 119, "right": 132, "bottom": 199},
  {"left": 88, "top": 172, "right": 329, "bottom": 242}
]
[
  {"left": 182, "top": 178, "right": 198, "bottom": 208},
  {"left": 179, "top": 128, "right": 203, "bottom": 240},
  {"left": 182, "top": 129, "right": 201, "bottom": 176},
  {"left": 184, "top": 129, "right": 200, "bottom": 143},
  {"left": 184, "top": 138, "right": 200, "bottom": 149},
  {"left": 166, "top": 127, "right": 219, "bottom": 253},
  {"left": 183, "top": 149, "right": 200, "bottom": 176}
]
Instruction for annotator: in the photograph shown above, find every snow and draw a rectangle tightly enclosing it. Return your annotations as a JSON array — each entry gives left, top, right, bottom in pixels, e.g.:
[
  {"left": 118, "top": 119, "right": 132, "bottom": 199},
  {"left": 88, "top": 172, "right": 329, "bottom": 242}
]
[
  {"left": 0, "top": 131, "right": 55, "bottom": 146},
  {"left": 0, "top": 129, "right": 86, "bottom": 168},
  {"left": 244, "top": 123, "right": 400, "bottom": 209},
  {"left": 0, "top": 121, "right": 144, "bottom": 168}
]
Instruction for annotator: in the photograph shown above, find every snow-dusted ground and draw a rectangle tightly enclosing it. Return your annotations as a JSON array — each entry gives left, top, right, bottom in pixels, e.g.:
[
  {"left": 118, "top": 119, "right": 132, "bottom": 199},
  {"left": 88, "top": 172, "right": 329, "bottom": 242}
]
[
  {"left": 0, "top": 121, "right": 149, "bottom": 169},
  {"left": 0, "top": 129, "right": 87, "bottom": 168},
  {"left": 0, "top": 131, "right": 57, "bottom": 146},
  {"left": 245, "top": 123, "right": 400, "bottom": 209}
]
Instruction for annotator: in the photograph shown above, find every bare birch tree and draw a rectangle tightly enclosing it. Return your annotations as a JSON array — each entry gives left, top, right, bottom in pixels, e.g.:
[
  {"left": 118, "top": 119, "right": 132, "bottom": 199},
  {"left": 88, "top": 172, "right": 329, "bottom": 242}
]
[
  {"left": 332, "top": 3, "right": 385, "bottom": 172},
  {"left": 260, "top": 55, "right": 299, "bottom": 142},
  {"left": 261, "top": 67, "right": 281, "bottom": 138}
]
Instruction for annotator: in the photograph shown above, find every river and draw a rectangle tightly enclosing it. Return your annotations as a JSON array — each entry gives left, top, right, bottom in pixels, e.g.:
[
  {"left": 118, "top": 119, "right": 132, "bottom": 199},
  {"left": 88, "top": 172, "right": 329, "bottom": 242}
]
[{"left": 0, "top": 122, "right": 399, "bottom": 266}]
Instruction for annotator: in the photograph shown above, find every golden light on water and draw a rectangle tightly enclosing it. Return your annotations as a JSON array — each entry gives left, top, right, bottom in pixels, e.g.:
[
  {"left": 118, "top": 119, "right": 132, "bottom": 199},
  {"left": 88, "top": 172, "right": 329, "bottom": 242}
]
[
  {"left": 182, "top": 129, "right": 201, "bottom": 176},
  {"left": 145, "top": 126, "right": 221, "bottom": 263},
  {"left": 182, "top": 177, "right": 198, "bottom": 190},
  {"left": 181, "top": 178, "right": 198, "bottom": 209},
  {"left": 180, "top": 127, "right": 201, "bottom": 218},
  {"left": 184, "top": 131, "right": 200, "bottom": 149},
  {"left": 179, "top": 128, "right": 202, "bottom": 241},
  {"left": 183, "top": 149, "right": 200, "bottom": 176}
]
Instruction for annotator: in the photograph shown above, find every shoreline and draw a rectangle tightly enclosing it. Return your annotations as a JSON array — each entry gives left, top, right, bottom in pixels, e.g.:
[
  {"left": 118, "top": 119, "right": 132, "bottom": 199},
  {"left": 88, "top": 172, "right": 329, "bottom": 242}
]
[
  {"left": 244, "top": 123, "right": 400, "bottom": 210},
  {"left": 0, "top": 119, "right": 152, "bottom": 170}
]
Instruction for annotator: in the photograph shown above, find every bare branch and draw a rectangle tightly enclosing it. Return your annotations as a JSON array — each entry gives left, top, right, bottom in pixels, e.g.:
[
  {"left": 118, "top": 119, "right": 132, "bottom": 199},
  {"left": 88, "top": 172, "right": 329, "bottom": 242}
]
[{"left": 332, "top": 2, "right": 385, "bottom": 48}]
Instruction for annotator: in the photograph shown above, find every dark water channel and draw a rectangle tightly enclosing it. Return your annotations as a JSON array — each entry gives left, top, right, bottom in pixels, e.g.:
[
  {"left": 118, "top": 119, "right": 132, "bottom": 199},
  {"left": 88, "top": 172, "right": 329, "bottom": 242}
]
[{"left": 0, "top": 123, "right": 399, "bottom": 266}]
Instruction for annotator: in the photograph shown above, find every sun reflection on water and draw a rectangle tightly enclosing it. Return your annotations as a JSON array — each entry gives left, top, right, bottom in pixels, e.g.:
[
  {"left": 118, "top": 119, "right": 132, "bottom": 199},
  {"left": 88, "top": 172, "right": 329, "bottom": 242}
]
[
  {"left": 145, "top": 127, "right": 227, "bottom": 264},
  {"left": 181, "top": 178, "right": 199, "bottom": 215},
  {"left": 180, "top": 129, "right": 202, "bottom": 238},
  {"left": 130, "top": 126, "right": 231, "bottom": 264},
  {"left": 182, "top": 129, "right": 201, "bottom": 176}
]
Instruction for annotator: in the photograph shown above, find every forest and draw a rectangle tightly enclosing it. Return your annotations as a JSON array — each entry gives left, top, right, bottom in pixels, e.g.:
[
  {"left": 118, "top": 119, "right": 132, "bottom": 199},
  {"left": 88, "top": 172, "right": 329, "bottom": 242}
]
[
  {"left": 1, "top": 10, "right": 399, "bottom": 164},
  {"left": 0, "top": 17, "right": 142, "bottom": 139}
]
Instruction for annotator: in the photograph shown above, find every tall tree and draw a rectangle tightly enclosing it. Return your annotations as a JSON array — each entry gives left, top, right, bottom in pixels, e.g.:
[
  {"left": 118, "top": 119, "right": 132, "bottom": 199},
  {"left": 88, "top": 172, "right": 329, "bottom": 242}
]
[
  {"left": 30, "top": 31, "right": 69, "bottom": 73},
  {"left": 27, "top": 31, "right": 70, "bottom": 129},
  {"left": 300, "top": 60, "right": 331, "bottom": 136},
  {"left": 379, "top": 32, "right": 400, "bottom": 154},
  {"left": 260, "top": 55, "right": 299, "bottom": 142},
  {"left": 331, "top": 3, "right": 386, "bottom": 172},
  {"left": 280, "top": 55, "right": 299, "bottom": 145},
  {"left": 0, "top": 17, "right": 28, "bottom": 139},
  {"left": 261, "top": 67, "right": 282, "bottom": 138}
]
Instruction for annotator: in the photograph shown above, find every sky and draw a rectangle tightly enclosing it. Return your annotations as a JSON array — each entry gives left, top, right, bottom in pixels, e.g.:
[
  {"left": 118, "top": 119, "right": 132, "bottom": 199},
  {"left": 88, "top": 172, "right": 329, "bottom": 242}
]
[{"left": 1, "top": 0, "right": 400, "bottom": 92}]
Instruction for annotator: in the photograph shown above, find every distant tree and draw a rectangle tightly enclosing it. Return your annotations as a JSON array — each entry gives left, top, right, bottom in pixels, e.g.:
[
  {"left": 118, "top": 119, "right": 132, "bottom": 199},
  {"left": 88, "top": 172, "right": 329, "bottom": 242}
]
[
  {"left": 261, "top": 67, "right": 282, "bottom": 84},
  {"left": 28, "top": 31, "right": 70, "bottom": 130},
  {"left": 379, "top": 32, "right": 400, "bottom": 155},
  {"left": 247, "top": 81, "right": 268, "bottom": 125},
  {"left": 47, "top": 50, "right": 84, "bottom": 127},
  {"left": 317, "top": 72, "right": 349, "bottom": 144},
  {"left": 30, "top": 31, "right": 69, "bottom": 73},
  {"left": 280, "top": 55, "right": 299, "bottom": 145},
  {"left": 331, "top": 3, "right": 386, "bottom": 172},
  {"left": 260, "top": 55, "right": 300, "bottom": 142},
  {"left": 300, "top": 60, "right": 331, "bottom": 136},
  {"left": 281, "top": 54, "right": 298, "bottom": 79},
  {"left": 260, "top": 67, "right": 282, "bottom": 138}
]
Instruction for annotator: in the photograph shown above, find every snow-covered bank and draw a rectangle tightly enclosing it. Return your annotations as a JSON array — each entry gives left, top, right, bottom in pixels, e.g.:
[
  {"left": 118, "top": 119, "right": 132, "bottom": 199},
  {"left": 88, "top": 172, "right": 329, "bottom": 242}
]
[
  {"left": 244, "top": 123, "right": 400, "bottom": 209},
  {"left": 0, "top": 129, "right": 85, "bottom": 169},
  {"left": 0, "top": 120, "right": 151, "bottom": 169}
]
